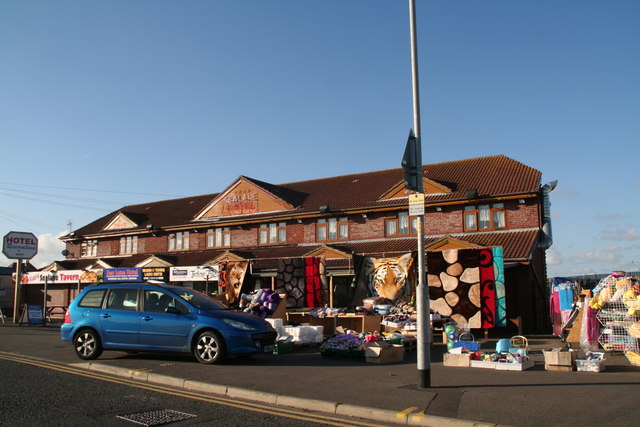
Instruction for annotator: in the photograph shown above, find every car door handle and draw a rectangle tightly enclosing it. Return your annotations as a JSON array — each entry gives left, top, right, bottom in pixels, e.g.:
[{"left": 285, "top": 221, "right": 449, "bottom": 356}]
[
  {"left": 101, "top": 313, "right": 111, "bottom": 319},
  {"left": 142, "top": 316, "right": 153, "bottom": 321}
]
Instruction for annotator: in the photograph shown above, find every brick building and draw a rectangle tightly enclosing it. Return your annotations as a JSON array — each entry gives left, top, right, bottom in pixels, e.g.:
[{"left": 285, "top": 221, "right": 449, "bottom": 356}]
[{"left": 31, "top": 154, "right": 555, "bottom": 333}]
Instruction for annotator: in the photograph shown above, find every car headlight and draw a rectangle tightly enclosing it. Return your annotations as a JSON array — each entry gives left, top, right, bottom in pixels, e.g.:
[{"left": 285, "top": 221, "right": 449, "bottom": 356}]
[{"left": 223, "top": 318, "right": 258, "bottom": 331}]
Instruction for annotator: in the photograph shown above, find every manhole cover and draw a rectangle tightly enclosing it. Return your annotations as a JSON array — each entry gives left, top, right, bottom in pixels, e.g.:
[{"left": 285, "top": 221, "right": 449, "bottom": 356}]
[{"left": 117, "top": 409, "right": 197, "bottom": 426}]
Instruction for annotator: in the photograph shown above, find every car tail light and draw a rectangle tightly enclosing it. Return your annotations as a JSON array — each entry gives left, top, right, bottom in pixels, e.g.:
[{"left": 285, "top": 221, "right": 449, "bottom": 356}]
[{"left": 63, "top": 311, "right": 71, "bottom": 324}]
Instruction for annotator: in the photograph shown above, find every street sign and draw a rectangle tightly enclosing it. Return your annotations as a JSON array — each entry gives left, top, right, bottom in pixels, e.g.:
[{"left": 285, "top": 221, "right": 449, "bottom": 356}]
[
  {"left": 408, "top": 193, "right": 425, "bottom": 216},
  {"left": 401, "top": 130, "right": 423, "bottom": 193},
  {"left": 3, "top": 231, "right": 38, "bottom": 260}
]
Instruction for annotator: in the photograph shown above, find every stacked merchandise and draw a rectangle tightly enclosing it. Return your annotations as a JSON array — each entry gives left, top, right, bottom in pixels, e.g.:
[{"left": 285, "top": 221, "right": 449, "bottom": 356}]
[
  {"left": 382, "top": 313, "right": 413, "bottom": 328},
  {"left": 309, "top": 306, "right": 345, "bottom": 318},
  {"left": 443, "top": 334, "right": 533, "bottom": 371},
  {"left": 575, "top": 352, "right": 606, "bottom": 372},
  {"left": 267, "top": 318, "right": 324, "bottom": 354},
  {"left": 549, "top": 278, "right": 580, "bottom": 339},
  {"left": 319, "top": 332, "right": 370, "bottom": 359},
  {"left": 380, "top": 302, "right": 417, "bottom": 330},
  {"left": 589, "top": 272, "right": 640, "bottom": 367},
  {"left": 319, "top": 330, "right": 409, "bottom": 362}
]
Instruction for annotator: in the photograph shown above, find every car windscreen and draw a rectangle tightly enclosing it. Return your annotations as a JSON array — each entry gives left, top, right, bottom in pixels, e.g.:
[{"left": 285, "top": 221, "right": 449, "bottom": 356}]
[{"left": 167, "top": 287, "right": 227, "bottom": 311}]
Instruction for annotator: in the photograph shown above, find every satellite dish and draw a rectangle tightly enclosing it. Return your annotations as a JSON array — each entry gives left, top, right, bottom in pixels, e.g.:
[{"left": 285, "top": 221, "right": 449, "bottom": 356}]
[{"left": 61, "top": 249, "right": 70, "bottom": 256}]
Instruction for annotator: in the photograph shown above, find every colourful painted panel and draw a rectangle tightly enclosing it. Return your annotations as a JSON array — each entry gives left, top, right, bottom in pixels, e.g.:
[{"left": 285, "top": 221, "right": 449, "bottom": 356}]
[
  {"left": 427, "top": 249, "right": 482, "bottom": 328},
  {"left": 492, "top": 247, "right": 506, "bottom": 327}
]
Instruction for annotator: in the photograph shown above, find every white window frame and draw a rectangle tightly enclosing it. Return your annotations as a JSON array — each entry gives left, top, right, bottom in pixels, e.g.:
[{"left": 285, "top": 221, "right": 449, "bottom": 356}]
[
  {"left": 119, "top": 236, "right": 138, "bottom": 254},
  {"left": 81, "top": 239, "right": 98, "bottom": 257}
]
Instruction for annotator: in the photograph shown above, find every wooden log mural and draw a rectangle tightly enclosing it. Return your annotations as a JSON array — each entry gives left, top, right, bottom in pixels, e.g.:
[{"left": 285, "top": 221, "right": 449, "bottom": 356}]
[{"left": 427, "top": 249, "right": 482, "bottom": 328}]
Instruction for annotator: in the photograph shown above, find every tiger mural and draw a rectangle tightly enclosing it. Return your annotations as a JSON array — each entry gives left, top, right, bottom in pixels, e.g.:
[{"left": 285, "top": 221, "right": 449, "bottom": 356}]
[
  {"left": 350, "top": 253, "right": 416, "bottom": 304},
  {"left": 371, "top": 253, "right": 415, "bottom": 300}
]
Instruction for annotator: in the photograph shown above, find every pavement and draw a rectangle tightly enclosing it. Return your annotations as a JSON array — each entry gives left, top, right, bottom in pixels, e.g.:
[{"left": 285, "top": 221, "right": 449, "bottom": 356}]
[{"left": 1, "top": 323, "right": 640, "bottom": 427}]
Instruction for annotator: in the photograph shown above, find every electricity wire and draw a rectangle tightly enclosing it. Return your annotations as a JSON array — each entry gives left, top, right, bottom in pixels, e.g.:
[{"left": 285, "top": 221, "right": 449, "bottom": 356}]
[{"left": 0, "top": 181, "right": 184, "bottom": 198}]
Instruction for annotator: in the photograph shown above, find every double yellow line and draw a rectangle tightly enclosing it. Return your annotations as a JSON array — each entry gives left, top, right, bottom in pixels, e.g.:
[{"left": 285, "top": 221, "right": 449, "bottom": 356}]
[{"left": 0, "top": 352, "right": 382, "bottom": 427}]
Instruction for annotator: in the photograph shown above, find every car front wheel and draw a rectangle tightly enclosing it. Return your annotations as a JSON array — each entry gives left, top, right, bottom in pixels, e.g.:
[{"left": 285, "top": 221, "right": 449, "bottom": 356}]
[
  {"left": 193, "top": 331, "right": 225, "bottom": 364},
  {"left": 74, "top": 329, "right": 103, "bottom": 360}
]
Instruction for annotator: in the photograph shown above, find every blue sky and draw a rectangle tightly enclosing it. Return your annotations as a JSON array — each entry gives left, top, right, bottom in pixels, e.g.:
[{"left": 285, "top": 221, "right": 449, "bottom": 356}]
[{"left": 1, "top": 0, "right": 638, "bottom": 278}]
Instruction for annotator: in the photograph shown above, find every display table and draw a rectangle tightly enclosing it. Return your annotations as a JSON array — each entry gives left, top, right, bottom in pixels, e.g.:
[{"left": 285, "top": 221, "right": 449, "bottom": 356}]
[{"left": 286, "top": 312, "right": 382, "bottom": 335}]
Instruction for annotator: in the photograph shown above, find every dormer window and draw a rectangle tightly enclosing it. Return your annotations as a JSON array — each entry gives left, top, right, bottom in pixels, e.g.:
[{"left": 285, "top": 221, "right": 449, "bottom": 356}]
[{"left": 464, "top": 203, "right": 505, "bottom": 231}]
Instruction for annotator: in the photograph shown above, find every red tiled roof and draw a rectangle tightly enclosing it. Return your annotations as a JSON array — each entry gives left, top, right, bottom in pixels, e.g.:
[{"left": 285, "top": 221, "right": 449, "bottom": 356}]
[{"left": 71, "top": 155, "right": 541, "bottom": 236}]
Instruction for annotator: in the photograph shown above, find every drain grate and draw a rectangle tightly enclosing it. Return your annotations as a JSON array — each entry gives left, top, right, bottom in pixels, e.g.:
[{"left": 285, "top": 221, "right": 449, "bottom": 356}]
[{"left": 117, "top": 409, "right": 197, "bottom": 426}]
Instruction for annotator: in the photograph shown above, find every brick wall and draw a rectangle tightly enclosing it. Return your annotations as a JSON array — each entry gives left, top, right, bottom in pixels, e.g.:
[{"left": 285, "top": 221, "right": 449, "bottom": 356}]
[{"left": 63, "top": 198, "right": 543, "bottom": 258}]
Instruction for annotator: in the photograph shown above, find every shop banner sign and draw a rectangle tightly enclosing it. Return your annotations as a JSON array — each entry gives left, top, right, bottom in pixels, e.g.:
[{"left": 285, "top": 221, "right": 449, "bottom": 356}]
[
  {"left": 142, "top": 267, "right": 168, "bottom": 282},
  {"left": 170, "top": 265, "right": 219, "bottom": 282},
  {"left": 19, "top": 269, "right": 102, "bottom": 284},
  {"left": 104, "top": 268, "right": 142, "bottom": 282}
]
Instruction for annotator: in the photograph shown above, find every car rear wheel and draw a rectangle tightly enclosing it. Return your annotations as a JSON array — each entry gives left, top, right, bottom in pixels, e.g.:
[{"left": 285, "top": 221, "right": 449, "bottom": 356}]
[
  {"left": 193, "top": 331, "right": 225, "bottom": 364},
  {"left": 74, "top": 329, "right": 103, "bottom": 360}
]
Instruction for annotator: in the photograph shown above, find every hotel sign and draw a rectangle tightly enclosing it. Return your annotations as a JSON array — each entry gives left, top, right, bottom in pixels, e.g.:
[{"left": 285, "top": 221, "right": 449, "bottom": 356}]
[
  {"left": 3, "top": 231, "right": 38, "bottom": 260},
  {"left": 223, "top": 191, "right": 258, "bottom": 215}
]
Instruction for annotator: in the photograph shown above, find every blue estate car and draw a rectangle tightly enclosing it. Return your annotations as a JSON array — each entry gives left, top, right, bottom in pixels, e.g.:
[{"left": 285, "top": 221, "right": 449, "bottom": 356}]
[{"left": 61, "top": 283, "right": 277, "bottom": 364}]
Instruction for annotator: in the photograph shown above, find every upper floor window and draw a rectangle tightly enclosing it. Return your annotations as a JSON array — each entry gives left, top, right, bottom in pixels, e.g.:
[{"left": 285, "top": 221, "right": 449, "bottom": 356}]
[
  {"left": 81, "top": 239, "right": 98, "bottom": 257},
  {"left": 385, "top": 212, "right": 419, "bottom": 236},
  {"left": 259, "top": 222, "right": 286, "bottom": 245},
  {"left": 206, "top": 227, "right": 230, "bottom": 248},
  {"left": 119, "top": 236, "right": 138, "bottom": 254},
  {"left": 317, "top": 217, "right": 348, "bottom": 241},
  {"left": 168, "top": 231, "right": 190, "bottom": 251},
  {"left": 464, "top": 203, "right": 505, "bottom": 231}
]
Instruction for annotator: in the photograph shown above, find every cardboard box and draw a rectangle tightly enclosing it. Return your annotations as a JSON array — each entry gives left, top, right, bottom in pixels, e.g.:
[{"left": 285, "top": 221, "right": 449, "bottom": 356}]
[
  {"left": 365, "top": 342, "right": 405, "bottom": 364},
  {"left": 543, "top": 350, "right": 577, "bottom": 367},
  {"left": 443, "top": 353, "right": 471, "bottom": 367}
]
